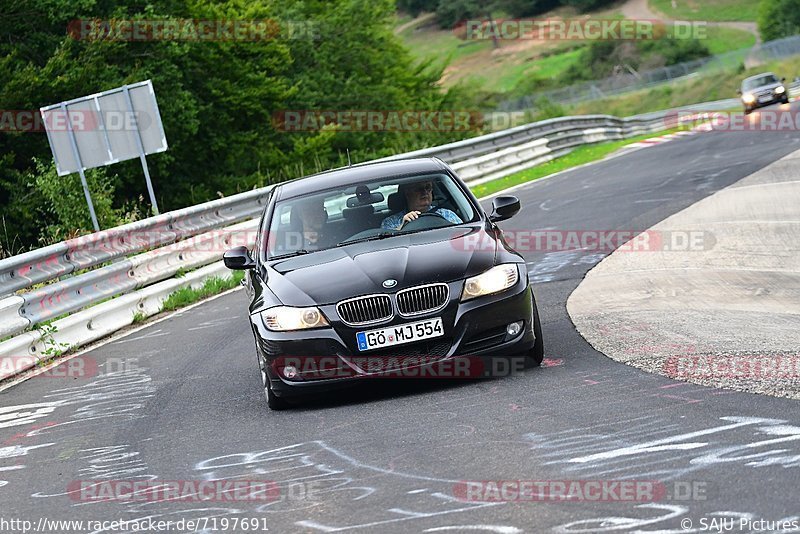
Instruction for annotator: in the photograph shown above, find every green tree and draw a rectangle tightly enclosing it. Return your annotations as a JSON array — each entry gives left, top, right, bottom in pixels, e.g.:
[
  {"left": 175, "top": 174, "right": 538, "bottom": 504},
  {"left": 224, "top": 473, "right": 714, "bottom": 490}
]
[
  {"left": 29, "top": 158, "right": 120, "bottom": 243},
  {"left": 758, "top": 0, "right": 800, "bottom": 41},
  {"left": 562, "top": 0, "right": 617, "bottom": 11},
  {"left": 397, "top": 0, "right": 438, "bottom": 16},
  {"left": 435, "top": 0, "right": 485, "bottom": 29},
  {"left": 1, "top": 0, "right": 467, "bottom": 249}
]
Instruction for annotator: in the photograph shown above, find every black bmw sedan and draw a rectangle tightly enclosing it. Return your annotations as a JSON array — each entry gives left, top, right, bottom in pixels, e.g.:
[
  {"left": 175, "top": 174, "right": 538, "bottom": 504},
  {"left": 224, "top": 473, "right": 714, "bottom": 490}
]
[{"left": 224, "top": 157, "right": 544, "bottom": 409}]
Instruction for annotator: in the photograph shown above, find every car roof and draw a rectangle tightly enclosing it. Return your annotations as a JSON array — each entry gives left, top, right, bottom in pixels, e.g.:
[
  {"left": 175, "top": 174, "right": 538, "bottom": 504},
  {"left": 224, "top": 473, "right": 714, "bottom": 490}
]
[
  {"left": 275, "top": 158, "right": 449, "bottom": 199},
  {"left": 743, "top": 72, "right": 778, "bottom": 83}
]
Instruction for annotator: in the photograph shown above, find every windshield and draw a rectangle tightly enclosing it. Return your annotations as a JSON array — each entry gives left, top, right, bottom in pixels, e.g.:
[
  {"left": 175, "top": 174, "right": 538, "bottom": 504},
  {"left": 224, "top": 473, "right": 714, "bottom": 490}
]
[
  {"left": 743, "top": 75, "right": 779, "bottom": 90},
  {"left": 264, "top": 172, "right": 477, "bottom": 259}
]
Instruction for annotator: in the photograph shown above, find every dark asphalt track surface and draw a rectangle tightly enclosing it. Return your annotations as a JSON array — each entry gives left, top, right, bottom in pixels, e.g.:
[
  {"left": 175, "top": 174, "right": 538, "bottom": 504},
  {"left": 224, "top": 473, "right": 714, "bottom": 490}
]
[{"left": 2, "top": 105, "right": 800, "bottom": 533}]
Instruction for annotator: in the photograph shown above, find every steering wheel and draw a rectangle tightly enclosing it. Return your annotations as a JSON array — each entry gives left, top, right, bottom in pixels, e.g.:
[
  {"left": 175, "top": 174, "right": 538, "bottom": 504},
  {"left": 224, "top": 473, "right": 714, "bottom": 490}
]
[{"left": 401, "top": 211, "right": 449, "bottom": 231}]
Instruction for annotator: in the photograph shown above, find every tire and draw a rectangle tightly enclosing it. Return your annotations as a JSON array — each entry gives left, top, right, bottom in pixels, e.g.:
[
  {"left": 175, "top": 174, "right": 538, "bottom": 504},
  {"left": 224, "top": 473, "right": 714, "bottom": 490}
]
[
  {"left": 526, "top": 293, "right": 545, "bottom": 367},
  {"left": 783, "top": 97, "right": 789, "bottom": 104},
  {"left": 267, "top": 384, "right": 289, "bottom": 411},
  {"left": 259, "top": 352, "right": 290, "bottom": 411}
]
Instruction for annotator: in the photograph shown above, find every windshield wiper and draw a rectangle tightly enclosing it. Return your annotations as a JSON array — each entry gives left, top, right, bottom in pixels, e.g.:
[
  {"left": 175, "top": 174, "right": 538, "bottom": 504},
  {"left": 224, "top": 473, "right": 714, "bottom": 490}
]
[
  {"left": 269, "top": 249, "right": 311, "bottom": 260},
  {"left": 337, "top": 232, "right": 397, "bottom": 247}
]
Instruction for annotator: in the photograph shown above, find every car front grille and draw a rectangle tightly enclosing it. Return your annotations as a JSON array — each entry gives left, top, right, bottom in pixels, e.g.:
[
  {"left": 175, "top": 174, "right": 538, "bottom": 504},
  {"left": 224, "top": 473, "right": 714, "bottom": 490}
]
[
  {"left": 396, "top": 283, "right": 449, "bottom": 316},
  {"left": 336, "top": 294, "right": 393, "bottom": 326},
  {"left": 341, "top": 339, "right": 452, "bottom": 373}
]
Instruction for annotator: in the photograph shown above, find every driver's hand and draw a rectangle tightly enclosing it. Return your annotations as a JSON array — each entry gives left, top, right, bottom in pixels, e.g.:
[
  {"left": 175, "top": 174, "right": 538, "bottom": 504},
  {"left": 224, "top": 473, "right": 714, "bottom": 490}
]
[{"left": 399, "top": 211, "right": 421, "bottom": 229}]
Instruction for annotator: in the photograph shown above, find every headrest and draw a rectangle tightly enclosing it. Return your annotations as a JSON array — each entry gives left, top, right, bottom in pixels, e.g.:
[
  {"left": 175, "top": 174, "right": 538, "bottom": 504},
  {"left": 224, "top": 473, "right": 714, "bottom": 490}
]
[
  {"left": 387, "top": 192, "right": 406, "bottom": 213},
  {"left": 342, "top": 205, "right": 374, "bottom": 220}
]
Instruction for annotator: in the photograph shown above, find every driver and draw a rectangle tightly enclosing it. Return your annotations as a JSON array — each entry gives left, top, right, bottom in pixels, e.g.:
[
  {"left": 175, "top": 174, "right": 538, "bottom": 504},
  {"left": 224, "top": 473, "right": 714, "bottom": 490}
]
[{"left": 381, "top": 180, "right": 462, "bottom": 230}]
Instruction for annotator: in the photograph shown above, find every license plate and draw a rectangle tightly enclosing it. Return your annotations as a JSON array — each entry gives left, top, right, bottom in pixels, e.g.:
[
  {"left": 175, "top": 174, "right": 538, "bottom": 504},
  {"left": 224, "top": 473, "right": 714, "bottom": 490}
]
[
  {"left": 356, "top": 318, "right": 444, "bottom": 351},
  {"left": 758, "top": 95, "right": 771, "bottom": 103}
]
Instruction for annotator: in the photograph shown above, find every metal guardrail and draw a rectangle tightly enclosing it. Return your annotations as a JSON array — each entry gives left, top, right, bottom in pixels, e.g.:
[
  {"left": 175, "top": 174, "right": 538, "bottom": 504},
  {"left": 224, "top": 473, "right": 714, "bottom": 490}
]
[
  {"left": 376, "top": 115, "right": 621, "bottom": 164},
  {"left": 0, "top": 100, "right": 734, "bottom": 381},
  {"left": 0, "top": 188, "right": 270, "bottom": 297},
  {"left": 2, "top": 113, "right": 682, "bottom": 300}
]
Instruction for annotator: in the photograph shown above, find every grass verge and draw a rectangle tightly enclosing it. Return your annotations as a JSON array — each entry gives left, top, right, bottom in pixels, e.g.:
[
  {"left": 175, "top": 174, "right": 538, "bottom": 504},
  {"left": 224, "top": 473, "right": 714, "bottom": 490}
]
[
  {"left": 648, "top": 0, "right": 759, "bottom": 22},
  {"left": 160, "top": 271, "right": 245, "bottom": 313},
  {"left": 471, "top": 127, "right": 683, "bottom": 198},
  {"left": 568, "top": 53, "right": 800, "bottom": 118},
  {"left": 397, "top": 9, "right": 754, "bottom": 93}
]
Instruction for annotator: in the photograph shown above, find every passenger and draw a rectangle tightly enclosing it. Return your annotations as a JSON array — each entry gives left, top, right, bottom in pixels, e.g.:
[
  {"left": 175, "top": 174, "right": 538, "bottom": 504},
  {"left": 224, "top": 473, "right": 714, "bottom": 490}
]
[
  {"left": 381, "top": 180, "right": 462, "bottom": 230},
  {"left": 295, "top": 197, "right": 330, "bottom": 249}
]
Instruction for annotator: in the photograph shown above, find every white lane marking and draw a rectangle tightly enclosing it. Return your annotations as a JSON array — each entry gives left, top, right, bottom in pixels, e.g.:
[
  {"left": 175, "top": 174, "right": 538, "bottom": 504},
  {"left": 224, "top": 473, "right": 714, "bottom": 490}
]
[
  {"left": 568, "top": 417, "right": 779, "bottom": 464},
  {"left": 0, "top": 403, "right": 61, "bottom": 429},
  {"left": 625, "top": 130, "right": 702, "bottom": 149},
  {"left": 0, "top": 443, "right": 55, "bottom": 459},
  {"left": 188, "top": 317, "right": 239, "bottom": 331},
  {"left": 0, "top": 465, "right": 26, "bottom": 472},
  {"left": 110, "top": 329, "right": 169, "bottom": 345}
]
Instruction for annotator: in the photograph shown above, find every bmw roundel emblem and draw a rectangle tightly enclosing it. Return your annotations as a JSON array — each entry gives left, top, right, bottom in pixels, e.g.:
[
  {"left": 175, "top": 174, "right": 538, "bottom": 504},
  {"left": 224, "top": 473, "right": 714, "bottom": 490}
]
[{"left": 382, "top": 279, "right": 397, "bottom": 288}]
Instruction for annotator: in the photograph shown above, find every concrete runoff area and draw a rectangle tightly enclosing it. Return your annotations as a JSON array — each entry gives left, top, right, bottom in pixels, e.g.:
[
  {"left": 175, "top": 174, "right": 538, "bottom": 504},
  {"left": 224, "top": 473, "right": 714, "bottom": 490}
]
[{"left": 568, "top": 147, "right": 800, "bottom": 398}]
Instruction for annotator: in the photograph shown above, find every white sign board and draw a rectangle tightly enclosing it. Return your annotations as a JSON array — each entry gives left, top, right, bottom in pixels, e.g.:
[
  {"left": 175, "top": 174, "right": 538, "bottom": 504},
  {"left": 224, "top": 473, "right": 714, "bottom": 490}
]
[{"left": 41, "top": 80, "right": 168, "bottom": 176}]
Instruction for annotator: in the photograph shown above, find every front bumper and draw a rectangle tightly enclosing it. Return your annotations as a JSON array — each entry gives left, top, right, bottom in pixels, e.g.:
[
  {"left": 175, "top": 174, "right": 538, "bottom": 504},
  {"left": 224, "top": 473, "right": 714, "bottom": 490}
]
[
  {"left": 744, "top": 92, "right": 787, "bottom": 109},
  {"left": 250, "top": 275, "right": 536, "bottom": 398}
]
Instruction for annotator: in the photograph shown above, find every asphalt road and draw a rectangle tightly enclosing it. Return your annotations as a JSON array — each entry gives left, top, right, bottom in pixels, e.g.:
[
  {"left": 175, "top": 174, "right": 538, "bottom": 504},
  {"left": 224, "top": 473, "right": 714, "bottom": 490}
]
[{"left": 3, "top": 106, "right": 800, "bottom": 533}]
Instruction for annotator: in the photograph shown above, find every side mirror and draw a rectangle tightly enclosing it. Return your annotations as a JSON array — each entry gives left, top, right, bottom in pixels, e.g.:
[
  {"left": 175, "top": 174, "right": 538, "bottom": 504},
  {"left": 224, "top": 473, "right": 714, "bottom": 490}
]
[
  {"left": 736, "top": 89, "right": 742, "bottom": 95},
  {"left": 782, "top": 77, "right": 786, "bottom": 82},
  {"left": 489, "top": 195, "right": 520, "bottom": 223},
  {"left": 223, "top": 246, "right": 255, "bottom": 270}
]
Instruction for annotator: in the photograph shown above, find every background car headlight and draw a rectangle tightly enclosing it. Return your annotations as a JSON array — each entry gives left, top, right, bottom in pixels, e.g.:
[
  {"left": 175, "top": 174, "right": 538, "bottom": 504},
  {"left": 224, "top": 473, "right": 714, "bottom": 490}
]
[
  {"left": 462, "top": 264, "right": 519, "bottom": 301},
  {"left": 262, "top": 306, "right": 329, "bottom": 331},
  {"left": 742, "top": 93, "right": 756, "bottom": 104},
  {"left": 775, "top": 85, "right": 786, "bottom": 94}
]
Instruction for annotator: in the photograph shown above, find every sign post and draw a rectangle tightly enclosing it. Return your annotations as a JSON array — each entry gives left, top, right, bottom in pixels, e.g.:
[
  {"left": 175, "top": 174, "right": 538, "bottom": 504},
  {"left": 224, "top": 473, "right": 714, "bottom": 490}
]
[
  {"left": 60, "top": 102, "right": 100, "bottom": 231},
  {"left": 122, "top": 84, "right": 159, "bottom": 214},
  {"left": 41, "top": 80, "right": 169, "bottom": 228}
]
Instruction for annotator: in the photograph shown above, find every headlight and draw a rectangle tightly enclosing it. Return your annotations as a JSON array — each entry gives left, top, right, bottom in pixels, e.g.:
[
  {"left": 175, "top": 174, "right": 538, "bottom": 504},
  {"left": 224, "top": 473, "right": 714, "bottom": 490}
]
[
  {"left": 775, "top": 85, "right": 786, "bottom": 94},
  {"left": 742, "top": 93, "right": 755, "bottom": 104},
  {"left": 462, "top": 264, "right": 519, "bottom": 301},
  {"left": 262, "top": 306, "right": 329, "bottom": 331}
]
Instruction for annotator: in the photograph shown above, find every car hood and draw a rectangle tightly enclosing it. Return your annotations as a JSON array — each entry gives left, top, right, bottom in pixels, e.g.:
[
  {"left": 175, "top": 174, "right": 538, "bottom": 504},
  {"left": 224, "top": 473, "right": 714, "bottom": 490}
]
[{"left": 265, "top": 225, "right": 498, "bottom": 306}]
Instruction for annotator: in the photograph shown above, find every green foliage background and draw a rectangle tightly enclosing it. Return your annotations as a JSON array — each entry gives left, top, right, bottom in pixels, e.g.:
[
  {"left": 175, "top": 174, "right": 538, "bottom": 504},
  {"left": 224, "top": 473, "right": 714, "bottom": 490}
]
[
  {"left": 0, "top": 0, "right": 744, "bottom": 255},
  {"left": 0, "top": 0, "right": 472, "bottom": 252},
  {"left": 758, "top": 0, "right": 800, "bottom": 41}
]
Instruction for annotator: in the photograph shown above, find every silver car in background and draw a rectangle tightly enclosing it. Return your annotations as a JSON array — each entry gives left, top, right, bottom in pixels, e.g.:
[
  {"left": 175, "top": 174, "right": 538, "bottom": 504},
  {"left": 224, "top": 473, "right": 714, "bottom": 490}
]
[{"left": 738, "top": 72, "right": 789, "bottom": 114}]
